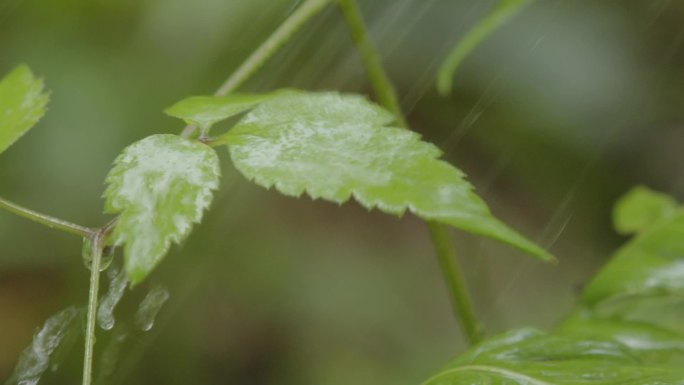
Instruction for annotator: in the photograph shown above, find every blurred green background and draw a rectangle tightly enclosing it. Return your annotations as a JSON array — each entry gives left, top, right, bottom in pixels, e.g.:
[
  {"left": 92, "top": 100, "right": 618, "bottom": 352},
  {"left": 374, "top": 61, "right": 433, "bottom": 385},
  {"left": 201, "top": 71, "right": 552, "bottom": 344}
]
[{"left": 1, "top": 0, "right": 684, "bottom": 384}]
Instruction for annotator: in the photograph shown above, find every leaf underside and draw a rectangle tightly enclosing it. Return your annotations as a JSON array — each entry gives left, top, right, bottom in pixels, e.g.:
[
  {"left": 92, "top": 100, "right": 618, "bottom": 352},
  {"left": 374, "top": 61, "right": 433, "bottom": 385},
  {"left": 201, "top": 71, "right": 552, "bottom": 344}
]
[
  {"left": 0, "top": 64, "right": 49, "bottom": 155},
  {"left": 425, "top": 187, "right": 684, "bottom": 385},
  {"left": 166, "top": 90, "right": 552, "bottom": 261},
  {"left": 103, "top": 134, "right": 220, "bottom": 284}
]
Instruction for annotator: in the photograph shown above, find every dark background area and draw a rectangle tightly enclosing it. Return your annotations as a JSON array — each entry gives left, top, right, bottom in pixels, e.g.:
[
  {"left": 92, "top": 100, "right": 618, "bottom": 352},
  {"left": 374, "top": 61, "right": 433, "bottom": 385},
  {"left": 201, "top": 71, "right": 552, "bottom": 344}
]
[{"left": 1, "top": 0, "right": 683, "bottom": 384}]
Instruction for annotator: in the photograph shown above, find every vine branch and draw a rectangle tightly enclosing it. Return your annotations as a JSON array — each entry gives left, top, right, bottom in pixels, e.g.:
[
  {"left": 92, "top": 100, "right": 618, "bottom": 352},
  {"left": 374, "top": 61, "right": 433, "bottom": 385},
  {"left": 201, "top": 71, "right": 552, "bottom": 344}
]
[
  {"left": 427, "top": 222, "right": 483, "bottom": 344},
  {"left": 337, "top": 0, "right": 484, "bottom": 344},
  {"left": 335, "top": 0, "right": 407, "bottom": 128},
  {"left": 82, "top": 229, "right": 104, "bottom": 385},
  {"left": 0, "top": 195, "right": 94, "bottom": 238}
]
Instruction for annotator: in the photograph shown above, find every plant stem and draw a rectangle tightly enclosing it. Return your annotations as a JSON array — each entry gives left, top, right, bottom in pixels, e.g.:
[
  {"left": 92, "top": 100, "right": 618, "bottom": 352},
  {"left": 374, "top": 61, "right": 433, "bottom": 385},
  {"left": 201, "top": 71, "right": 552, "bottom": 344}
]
[
  {"left": 427, "top": 222, "right": 483, "bottom": 344},
  {"left": 336, "top": 0, "right": 407, "bottom": 128},
  {"left": 82, "top": 230, "right": 104, "bottom": 385},
  {"left": 338, "top": 0, "right": 483, "bottom": 344},
  {"left": 0, "top": 195, "right": 94, "bottom": 237},
  {"left": 181, "top": 0, "right": 333, "bottom": 138},
  {"left": 436, "top": 0, "right": 532, "bottom": 96}
]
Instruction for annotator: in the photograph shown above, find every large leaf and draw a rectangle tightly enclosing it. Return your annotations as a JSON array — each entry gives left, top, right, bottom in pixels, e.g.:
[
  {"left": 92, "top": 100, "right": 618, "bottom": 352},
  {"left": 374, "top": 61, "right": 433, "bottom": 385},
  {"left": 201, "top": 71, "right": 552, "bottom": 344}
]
[
  {"left": 425, "top": 328, "right": 684, "bottom": 385},
  {"left": 166, "top": 91, "right": 551, "bottom": 261},
  {"left": 424, "top": 187, "right": 684, "bottom": 384},
  {"left": 103, "top": 134, "right": 220, "bottom": 284},
  {"left": 0, "top": 64, "right": 49, "bottom": 155}
]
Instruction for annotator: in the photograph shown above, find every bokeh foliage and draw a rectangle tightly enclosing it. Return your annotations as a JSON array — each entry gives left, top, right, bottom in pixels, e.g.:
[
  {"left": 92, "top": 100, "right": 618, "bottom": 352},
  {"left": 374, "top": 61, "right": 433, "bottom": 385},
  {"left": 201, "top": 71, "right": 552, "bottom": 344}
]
[{"left": 2, "top": 0, "right": 684, "bottom": 384}]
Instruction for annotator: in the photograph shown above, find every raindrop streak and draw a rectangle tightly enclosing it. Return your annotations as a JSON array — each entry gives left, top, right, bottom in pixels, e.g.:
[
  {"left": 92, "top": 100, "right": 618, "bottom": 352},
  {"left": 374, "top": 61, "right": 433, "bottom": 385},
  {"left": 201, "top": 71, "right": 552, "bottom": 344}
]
[
  {"left": 97, "top": 265, "right": 129, "bottom": 330},
  {"left": 134, "top": 285, "right": 170, "bottom": 332},
  {"left": 5, "top": 307, "right": 79, "bottom": 385},
  {"left": 95, "top": 328, "right": 128, "bottom": 385}
]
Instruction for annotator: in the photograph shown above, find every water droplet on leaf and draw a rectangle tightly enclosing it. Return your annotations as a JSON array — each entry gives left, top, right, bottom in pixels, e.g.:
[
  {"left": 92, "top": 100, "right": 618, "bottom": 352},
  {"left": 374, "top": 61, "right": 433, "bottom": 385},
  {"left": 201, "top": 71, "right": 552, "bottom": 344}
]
[{"left": 82, "top": 238, "right": 115, "bottom": 272}]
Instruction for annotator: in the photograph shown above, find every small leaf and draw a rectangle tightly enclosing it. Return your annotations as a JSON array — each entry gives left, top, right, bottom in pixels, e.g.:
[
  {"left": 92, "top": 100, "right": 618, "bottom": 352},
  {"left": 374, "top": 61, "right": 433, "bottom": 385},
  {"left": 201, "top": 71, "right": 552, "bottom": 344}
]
[
  {"left": 0, "top": 64, "right": 49, "bottom": 155},
  {"left": 613, "top": 186, "right": 678, "bottom": 235},
  {"left": 164, "top": 91, "right": 290, "bottom": 135},
  {"left": 582, "top": 212, "right": 684, "bottom": 309},
  {"left": 104, "top": 134, "right": 220, "bottom": 284},
  {"left": 436, "top": 0, "right": 532, "bottom": 96},
  {"left": 217, "top": 91, "right": 551, "bottom": 261}
]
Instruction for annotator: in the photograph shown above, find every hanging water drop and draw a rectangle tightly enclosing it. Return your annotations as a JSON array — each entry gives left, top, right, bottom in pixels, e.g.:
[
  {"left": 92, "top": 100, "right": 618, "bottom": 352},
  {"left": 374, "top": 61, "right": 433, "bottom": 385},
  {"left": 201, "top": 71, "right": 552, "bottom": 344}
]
[
  {"left": 97, "top": 264, "right": 129, "bottom": 330},
  {"left": 134, "top": 285, "right": 170, "bottom": 332},
  {"left": 6, "top": 307, "right": 79, "bottom": 385},
  {"left": 82, "top": 238, "right": 115, "bottom": 272}
]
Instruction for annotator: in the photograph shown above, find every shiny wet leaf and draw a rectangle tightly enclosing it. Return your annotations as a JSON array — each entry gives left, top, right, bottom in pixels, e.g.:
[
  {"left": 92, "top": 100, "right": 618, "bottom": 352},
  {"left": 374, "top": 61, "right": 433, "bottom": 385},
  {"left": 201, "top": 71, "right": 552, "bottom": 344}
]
[
  {"left": 0, "top": 64, "right": 49, "bottom": 155},
  {"left": 103, "top": 134, "right": 220, "bottom": 284}
]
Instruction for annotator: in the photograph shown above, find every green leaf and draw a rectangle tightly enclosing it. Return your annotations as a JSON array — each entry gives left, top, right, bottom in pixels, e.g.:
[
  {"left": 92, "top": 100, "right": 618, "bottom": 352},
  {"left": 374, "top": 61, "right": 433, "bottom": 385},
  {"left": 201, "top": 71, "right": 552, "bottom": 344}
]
[
  {"left": 558, "top": 316, "right": 684, "bottom": 365},
  {"left": 613, "top": 186, "right": 678, "bottom": 235},
  {"left": 425, "top": 328, "right": 684, "bottom": 385},
  {"left": 103, "top": 134, "right": 220, "bottom": 284},
  {"left": 0, "top": 64, "right": 49, "bottom": 155},
  {"left": 582, "top": 211, "right": 684, "bottom": 309},
  {"left": 208, "top": 91, "right": 551, "bottom": 261},
  {"left": 164, "top": 91, "right": 289, "bottom": 135},
  {"left": 423, "top": 189, "right": 684, "bottom": 384},
  {"left": 436, "top": 0, "right": 532, "bottom": 96}
]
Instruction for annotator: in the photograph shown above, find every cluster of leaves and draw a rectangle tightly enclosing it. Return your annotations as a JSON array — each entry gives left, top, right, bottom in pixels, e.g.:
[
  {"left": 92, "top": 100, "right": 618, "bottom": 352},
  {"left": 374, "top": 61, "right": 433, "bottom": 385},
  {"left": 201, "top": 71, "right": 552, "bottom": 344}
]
[
  {"left": 0, "top": 64, "right": 552, "bottom": 286},
  {"left": 6, "top": 24, "right": 684, "bottom": 381},
  {"left": 423, "top": 186, "right": 684, "bottom": 384},
  {"left": 115, "top": 87, "right": 554, "bottom": 284}
]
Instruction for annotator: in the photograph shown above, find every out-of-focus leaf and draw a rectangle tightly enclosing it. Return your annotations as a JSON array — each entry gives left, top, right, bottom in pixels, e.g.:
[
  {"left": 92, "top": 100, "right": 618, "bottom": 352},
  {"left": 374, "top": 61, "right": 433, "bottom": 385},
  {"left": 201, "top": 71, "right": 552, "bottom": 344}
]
[
  {"left": 0, "top": 64, "right": 49, "bottom": 155},
  {"left": 423, "top": 188, "right": 684, "bottom": 384},
  {"left": 582, "top": 213, "right": 684, "bottom": 309},
  {"left": 613, "top": 186, "right": 678, "bottom": 235},
  {"left": 579, "top": 191, "right": 684, "bottom": 341},
  {"left": 558, "top": 316, "right": 684, "bottom": 365},
  {"left": 424, "top": 328, "right": 684, "bottom": 385},
  {"left": 436, "top": 0, "right": 533, "bottom": 96},
  {"left": 103, "top": 134, "right": 220, "bottom": 284},
  {"left": 6, "top": 307, "right": 81, "bottom": 385},
  {"left": 164, "top": 91, "right": 289, "bottom": 135},
  {"left": 199, "top": 91, "right": 550, "bottom": 261}
]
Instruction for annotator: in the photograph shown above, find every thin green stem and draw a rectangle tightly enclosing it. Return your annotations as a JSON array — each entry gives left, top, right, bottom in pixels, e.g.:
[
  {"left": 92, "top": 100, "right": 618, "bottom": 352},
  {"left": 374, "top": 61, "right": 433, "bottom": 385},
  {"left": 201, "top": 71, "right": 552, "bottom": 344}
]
[
  {"left": 181, "top": 0, "right": 333, "bottom": 138},
  {"left": 436, "top": 0, "right": 532, "bottom": 96},
  {"left": 336, "top": 0, "right": 407, "bottom": 128},
  {"left": 427, "top": 222, "right": 483, "bottom": 344},
  {"left": 338, "top": 0, "right": 483, "bottom": 344},
  {"left": 82, "top": 230, "right": 104, "bottom": 385},
  {"left": 0, "top": 195, "right": 95, "bottom": 237}
]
